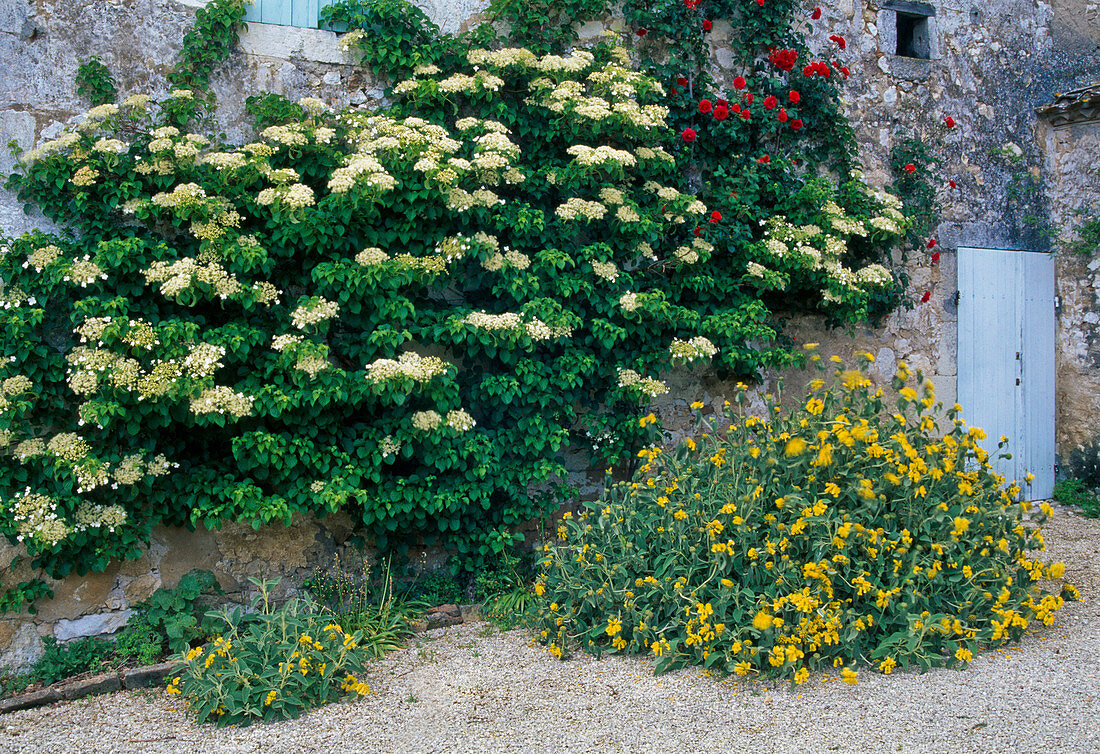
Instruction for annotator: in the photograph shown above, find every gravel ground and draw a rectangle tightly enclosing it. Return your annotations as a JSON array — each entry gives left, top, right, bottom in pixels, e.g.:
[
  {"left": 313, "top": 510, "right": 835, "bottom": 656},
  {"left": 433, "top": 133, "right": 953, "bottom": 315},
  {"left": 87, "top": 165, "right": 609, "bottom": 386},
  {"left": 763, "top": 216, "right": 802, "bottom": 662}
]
[{"left": 2, "top": 503, "right": 1098, "bottom": 754}]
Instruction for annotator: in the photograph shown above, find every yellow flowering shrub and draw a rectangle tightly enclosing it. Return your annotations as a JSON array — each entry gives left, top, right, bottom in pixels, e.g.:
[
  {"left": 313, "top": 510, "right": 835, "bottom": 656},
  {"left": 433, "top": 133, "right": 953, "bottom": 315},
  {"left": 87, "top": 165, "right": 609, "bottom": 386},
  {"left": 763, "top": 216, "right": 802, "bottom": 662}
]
[
  {"left": 170, "top": 578, "right": 372, "bottom": 727},
  {"left": 533, "top": 352, "right": 1076, "bottom": 682}
]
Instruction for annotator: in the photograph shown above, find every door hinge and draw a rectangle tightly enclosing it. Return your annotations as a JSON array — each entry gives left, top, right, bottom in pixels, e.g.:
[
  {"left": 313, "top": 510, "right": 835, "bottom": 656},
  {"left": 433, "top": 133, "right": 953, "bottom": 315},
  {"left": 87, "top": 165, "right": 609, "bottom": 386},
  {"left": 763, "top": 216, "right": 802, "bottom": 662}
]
[{"left": 953, "top": 290, "right": 960, "bottom": 306}]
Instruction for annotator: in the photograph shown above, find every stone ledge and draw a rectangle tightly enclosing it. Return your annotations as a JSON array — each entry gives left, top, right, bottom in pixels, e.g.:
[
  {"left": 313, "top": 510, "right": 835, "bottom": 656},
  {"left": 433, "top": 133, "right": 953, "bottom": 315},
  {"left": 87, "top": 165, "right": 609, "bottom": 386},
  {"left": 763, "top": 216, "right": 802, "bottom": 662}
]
[
  {"left": 239, "top": 21, "right": 349, "bottom": 65},
  {"left": 0, "top": 661, "right": 179, "bottom": 714}
]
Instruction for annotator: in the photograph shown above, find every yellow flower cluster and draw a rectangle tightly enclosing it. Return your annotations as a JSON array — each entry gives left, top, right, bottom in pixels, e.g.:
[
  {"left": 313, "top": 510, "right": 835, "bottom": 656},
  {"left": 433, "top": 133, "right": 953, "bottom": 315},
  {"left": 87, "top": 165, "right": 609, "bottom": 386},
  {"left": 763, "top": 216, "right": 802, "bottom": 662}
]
[{"left": 532, "top": 357, "right": 1075, "bottom": 682}]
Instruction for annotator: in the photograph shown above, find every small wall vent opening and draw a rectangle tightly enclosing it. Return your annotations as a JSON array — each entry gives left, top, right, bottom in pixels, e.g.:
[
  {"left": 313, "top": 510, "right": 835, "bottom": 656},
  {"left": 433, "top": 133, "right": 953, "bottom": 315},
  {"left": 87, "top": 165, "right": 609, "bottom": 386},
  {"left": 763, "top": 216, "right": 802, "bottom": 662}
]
[{"left": 881, "top": 1, "right": 937, "bottom": 61}]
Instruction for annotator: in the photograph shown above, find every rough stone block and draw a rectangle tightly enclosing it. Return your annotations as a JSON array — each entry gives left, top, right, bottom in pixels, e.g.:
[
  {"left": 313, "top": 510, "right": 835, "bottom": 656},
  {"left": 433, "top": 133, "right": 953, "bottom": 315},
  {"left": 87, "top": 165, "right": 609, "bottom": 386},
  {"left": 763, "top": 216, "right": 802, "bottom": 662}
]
[
  {"left": 0, "top": 687, "right": 60, "bottom": 713},
  {"left": 0, "top": 110, "right": 36, "bottom": 175},
  {"left": 32, "top": 566, "right": 118, "bottom": 623},
  {"left": 54, "top": 610, "right": 131, "bottom": 642},
  {"left": 121, "top": 662, "right": 177, "bottom": 690},
  {"left": 0, "top": 623, "right": 44, "bottom": 673},
  {"left": 239, "top": 22, "right": 347, "bottom": 65},
  {"left": 58, "top": 672, "right": 121, "bottom": 700},
  {"left": 459, "top": 604, "right": 482, "bottom": 623}
]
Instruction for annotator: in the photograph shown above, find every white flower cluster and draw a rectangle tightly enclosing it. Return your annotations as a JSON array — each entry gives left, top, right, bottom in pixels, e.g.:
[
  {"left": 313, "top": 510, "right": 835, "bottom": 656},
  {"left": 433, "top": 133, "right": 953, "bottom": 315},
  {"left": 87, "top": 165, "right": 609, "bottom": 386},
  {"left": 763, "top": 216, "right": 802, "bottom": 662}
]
[
  {"left": 144, "top": 257, "right": 245, "bottom": 300},
  {"left": 257, "top": 182, "right": 316, "bottom": 210},
  {"left": 365, "top": 352, "right": 450, "bottom": 384},
  {"left": 746, "top": 261, "right": 769, "bottom": 279},
  {"left": 6, "top": 489, "right": 68, "bottom": 547},
  {"left": 189, "top": 386, "right": 254, "bottom": 418},
  {"left": 73, "top": 502, "right": 127, "bottom": 533},
  {"left": 182, "top": 343, "right": 226, "bottom": 378},
  {"left": 152, "top": 182, "right": 208, "bottom": 209},
  {"left": 329, "top": 153, "right": 396, "bottom": 194},
  {"left": 619, "top": 292, "right": 640, "bottom": 312},
  {"left": 445, "top": 408, "right": 476, "bottom": 432},
  {"left": 555, "top": 197, "right": 607, "bottom": 221},
  {"left": 635, "top": 146, "right": 676, "bottom": 164},
  {"left": 591, "top": 260, "right": 619, "bottom": 282},
  {"left": 298, "top": 97, "right": 329, "bottom": 117},
  {"left": 411, "top": 410, "right": 442, "bottom": 431},
  {"left": 669, "top": 336, "right": 718, "bottom": 362},
  {"left": 46, "top": 432, "right": 91, "bottom": 462},
  {"left": 290, "top": 297, "right": 339, "bottom": 329},
  {"left": 437, "top": 71, "right": 504, "bottom": 93},
  {"left": 411, "top": 408, "right": 476, "bottom": 433},
  {"left": 2, "top": 375, "right": 32, "bottom": 396},
  {"left": 534, "top": 50, "right": 595, "bottom": 73},
  {"left": 24, "top": 244, "right": 62, "bottom": 272},
  {"left": 855, "top": 264, "right": 893, "bottom": 286},
  {"left": 260, "top": 124, "right": 310, "bottom": 147},
  {"left": 467, "top": 47, "right": 538, "bottom": 69},
  {"left": 868, "top": 216, "right": 901, "bottom": 234},
  {"left": 92, "top": 138, "right": 127, "bottom": 154},
  {"left": 462, "top": 311, "right": 571, "bottom": 341},
  {"left": 380, "top": 435, "right": 402, "bottom": 456},
  {"left": 617, "top": 369, "right": 669, "bottom": 397},
  {"left": 22, "top": 132, "right": 80, "bottom": 163},
  {"left": 356, "top": 247, "right": 389, "bottom": 266},
  {"left": 65, "top": 257, "right": 109, "bottom": 287},
  {"left": 566, "top": 145, "right": 637, "bottom": 168}
]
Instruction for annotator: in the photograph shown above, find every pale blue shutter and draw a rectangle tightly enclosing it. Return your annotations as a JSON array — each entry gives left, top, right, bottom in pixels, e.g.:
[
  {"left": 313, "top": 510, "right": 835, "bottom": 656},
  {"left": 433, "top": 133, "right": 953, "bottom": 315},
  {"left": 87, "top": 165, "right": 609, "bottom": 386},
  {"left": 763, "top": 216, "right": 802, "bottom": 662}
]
[
  {"left": 1019, "top": 252, "right": 1056, "bottom": 499},
  {"left": 243, "top": 0, "right": 325, "bottom": 28},
  {"left": 958, "top": 247, "right": 1055, "bottom": 500}
]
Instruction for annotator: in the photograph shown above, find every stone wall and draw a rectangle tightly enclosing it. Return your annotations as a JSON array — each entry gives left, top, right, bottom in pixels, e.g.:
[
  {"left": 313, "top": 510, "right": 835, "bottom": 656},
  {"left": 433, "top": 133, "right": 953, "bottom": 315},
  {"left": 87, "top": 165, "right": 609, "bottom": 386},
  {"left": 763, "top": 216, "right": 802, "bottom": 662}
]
[
  {"left": 0, "top": 0, "right": 1097, "bottom": 668},
  {"left": 1038, "top": 115, "right": 1100, "bottom": 452}
]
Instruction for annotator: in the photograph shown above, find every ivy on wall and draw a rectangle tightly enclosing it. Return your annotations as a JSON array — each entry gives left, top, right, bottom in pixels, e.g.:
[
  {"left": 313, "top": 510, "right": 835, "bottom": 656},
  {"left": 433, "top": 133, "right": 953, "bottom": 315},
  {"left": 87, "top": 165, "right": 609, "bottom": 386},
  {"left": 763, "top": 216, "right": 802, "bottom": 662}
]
[{"left": 0, "top": 0, "right": 918, "bottom": 606}]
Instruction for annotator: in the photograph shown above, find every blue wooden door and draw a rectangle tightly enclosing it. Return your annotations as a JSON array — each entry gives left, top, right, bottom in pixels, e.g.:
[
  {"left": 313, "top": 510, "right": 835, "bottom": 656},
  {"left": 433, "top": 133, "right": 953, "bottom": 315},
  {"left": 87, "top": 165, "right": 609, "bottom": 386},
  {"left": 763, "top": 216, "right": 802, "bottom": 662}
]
[
  {"left": 244, "top": 0, "right": 323, "bottom": 28},
  {"left": 957, "top": 247, "right": 1055, "bottom": 499}
]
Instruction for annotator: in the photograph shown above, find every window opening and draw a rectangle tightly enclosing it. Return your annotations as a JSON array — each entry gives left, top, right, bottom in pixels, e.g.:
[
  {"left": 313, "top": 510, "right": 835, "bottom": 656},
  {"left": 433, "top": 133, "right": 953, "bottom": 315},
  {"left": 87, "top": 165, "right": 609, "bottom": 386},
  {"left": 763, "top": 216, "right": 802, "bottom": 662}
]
[{"left": 896, "top": 11, "right": 931, "bottom": 58}]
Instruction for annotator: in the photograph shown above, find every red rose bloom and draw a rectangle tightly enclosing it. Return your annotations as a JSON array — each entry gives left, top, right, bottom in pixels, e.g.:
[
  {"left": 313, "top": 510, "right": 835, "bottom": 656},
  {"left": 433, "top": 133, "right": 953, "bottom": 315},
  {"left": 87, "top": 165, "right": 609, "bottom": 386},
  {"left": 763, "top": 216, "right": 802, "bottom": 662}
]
[
  {"left": 803, "top": 64, "right": 815, "bottom": 77},
  {"left": 636, "top": 27, "right": 647, "bottom": 36},
  {"left": 777, "top": 108, "right": 788, "bottom": 123},
  {"left": 811, "top": 6, "right": 822, "bottom": 19},
  {"left": 734, "top": 76, "right": 746, "bottom": 90},
  {"left": 931, "top": 251, "right": 941, "bottom": 263},
  {"left": 669, "top": 86, "right": 678, "bottom": 95},
  {"left": 756, "top": 0, "right": 765, "bottom": 6},
  {"left": 682, "top": 128, "right": 697, "bottom": 143},
  {"left": 944, "top": 116, "right": 955, "bottom": 128},
  {"left": 699, "top": 99, "right": 713, "bottom": 114},
  {"left": 905, "top": 163, "right": 916, "bottom": 174},
  {"left": 768, "top": 48, "right": 798, "bottom": 71},
  {"left": 676, "top": 76, "right": 688, "bottom": 87},
  {"left": 789, "top": 90, "right": 800, "bottom": 103},
  {"left": 814, "top": 61, "right": 831, "bottom": 77},
  {"left": 731, "top": 103, "right": 742, "bottom": 113},
  {"left": 702, "top": 19, "right": 713, "bottom": 31},
  {"left": 684, "top": 0, "right": 699, "bottom": 8},
  {"left": 790, "top": 118, "right": 803, "bottom": 130},
  {"left": 920, "top": 291, "right": 932, "bottom": 303},
  {"left": 927, "top": 239, "right": 937, "bottom": 249},
  {"left": 713, "top": 104, "right": 729, "bottom": 121},
  {"left": 744, "top": 93, "right": 754, "bottom": 104},
  {"left": 741, "top": 108, "right": 752, "bottom": 119},
  {"left": 949, "top": 179, "right": 957, "bottom": 188},
  {"left": 839, "top": 65, "right": 850, "bottom": 78},
  {"left": 829, "top": 34, "right": 847, "bottom": 50},
  {"left": 709, "top": 210, "right": 722, "bottom": 223},
  {"left": 764, "top": 95, "right": 778, "bottom": 110},
  {"left": 757, "top": 154, "right": 770, "bottom": 164},
  {"left": 693, "top": 226, "right": 703, "bottom": 237},
  {"left": 716, "top": 98, "right": 728, "bottom": 107}
]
